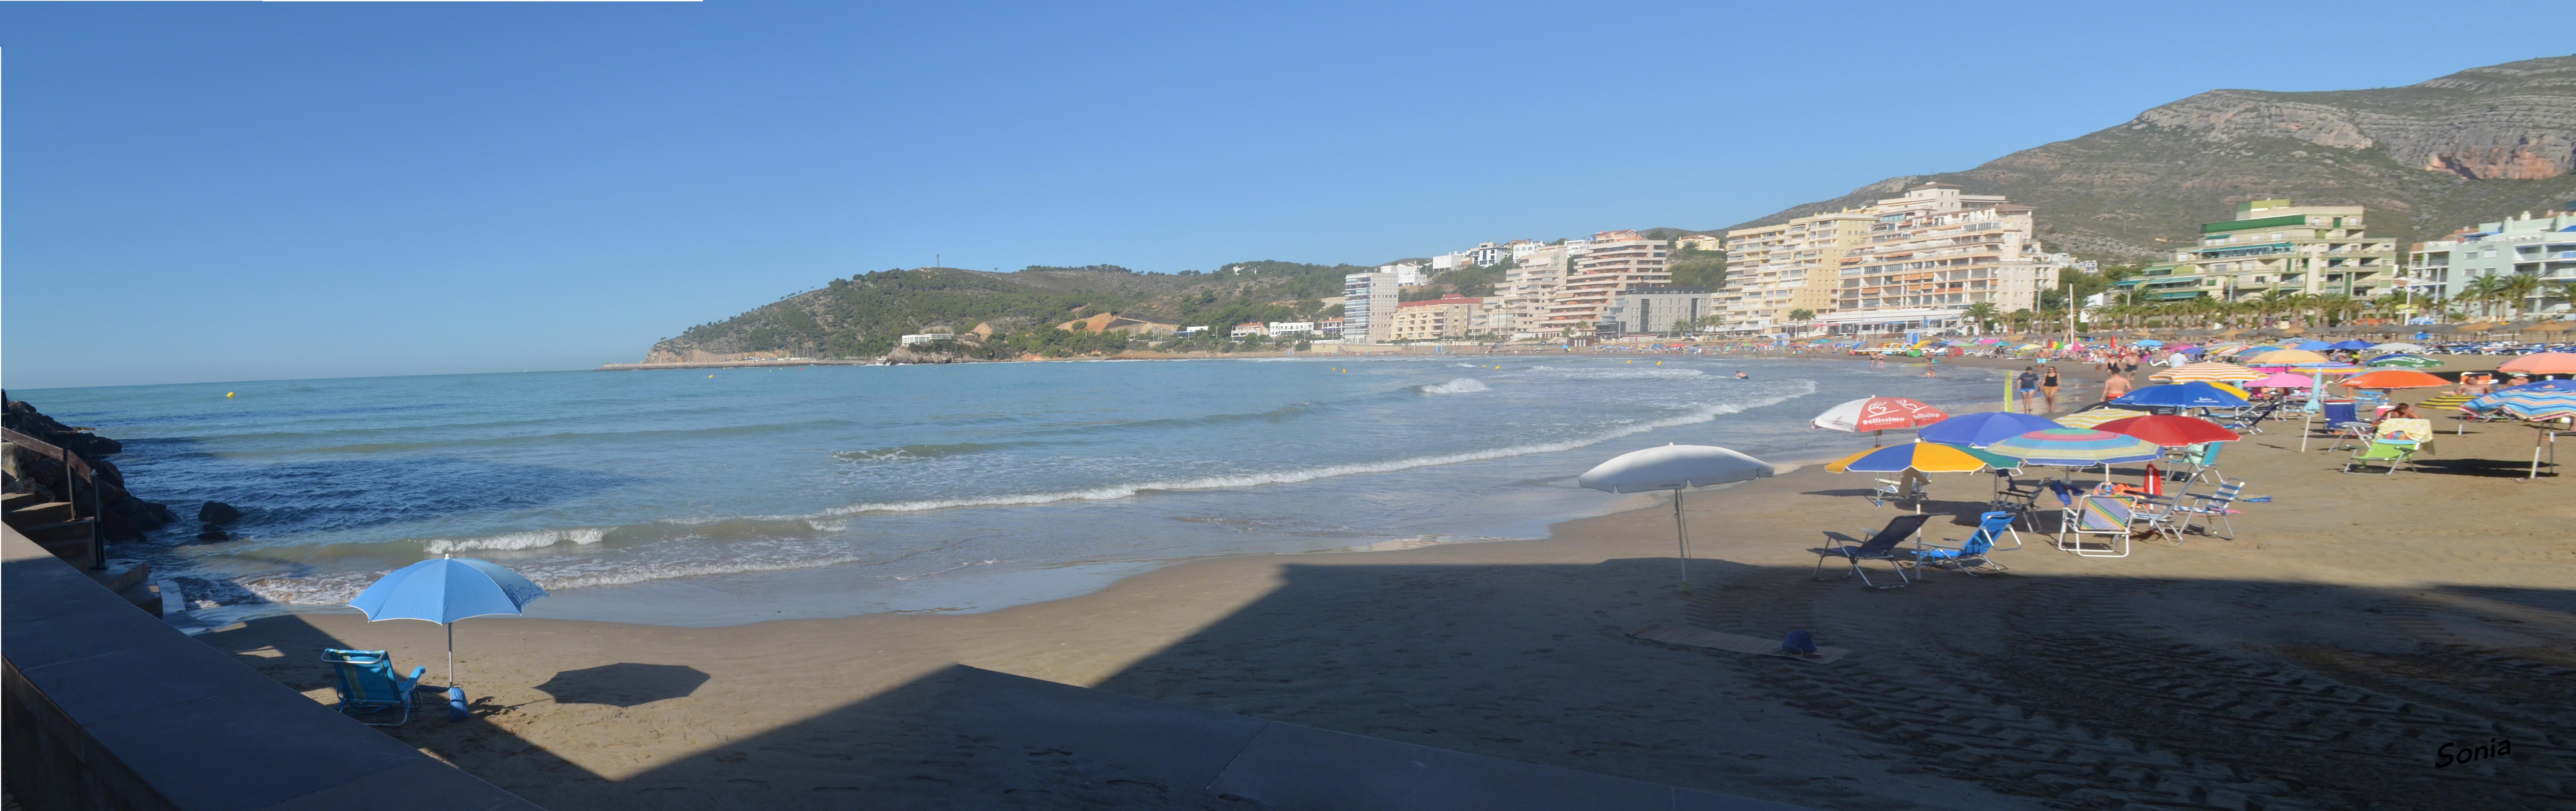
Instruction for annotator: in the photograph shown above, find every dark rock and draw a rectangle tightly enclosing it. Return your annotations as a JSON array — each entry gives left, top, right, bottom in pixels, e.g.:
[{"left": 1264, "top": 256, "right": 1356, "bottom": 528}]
[
  {"left": 195, "top": 525, "right": 231, "bottom": 542},
  {"left": 199, "top": 501, "right": 243, "bottom": 525}
]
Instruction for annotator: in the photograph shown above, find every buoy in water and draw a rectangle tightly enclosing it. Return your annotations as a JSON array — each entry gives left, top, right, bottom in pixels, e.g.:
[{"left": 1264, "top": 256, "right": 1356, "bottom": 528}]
[{"left": 225, "top": 392, "right": 234, "bottom": 398}]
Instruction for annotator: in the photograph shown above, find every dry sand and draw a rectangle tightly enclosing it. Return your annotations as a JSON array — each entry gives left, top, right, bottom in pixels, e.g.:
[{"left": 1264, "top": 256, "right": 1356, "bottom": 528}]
[{"left": 197, "top": 363, "right": 2576, "bottom": 810}]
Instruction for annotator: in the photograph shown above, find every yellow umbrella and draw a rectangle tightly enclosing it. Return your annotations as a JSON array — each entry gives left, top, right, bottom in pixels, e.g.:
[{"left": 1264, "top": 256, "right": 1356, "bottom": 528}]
[{"left": 2056, "top": 408, "right": 2151, "bottom": 429}]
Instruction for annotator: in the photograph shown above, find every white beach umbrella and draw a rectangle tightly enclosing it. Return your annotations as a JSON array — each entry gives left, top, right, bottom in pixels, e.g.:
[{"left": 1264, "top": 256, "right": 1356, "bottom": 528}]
[{"left": 1578, "top": 443, "right": 1775, "bottom": 588}]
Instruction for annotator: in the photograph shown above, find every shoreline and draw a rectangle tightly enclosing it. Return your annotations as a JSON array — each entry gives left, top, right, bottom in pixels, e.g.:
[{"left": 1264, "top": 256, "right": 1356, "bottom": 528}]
[{"left": 194, "top": 388, "right": 2575, "bottom": 808}]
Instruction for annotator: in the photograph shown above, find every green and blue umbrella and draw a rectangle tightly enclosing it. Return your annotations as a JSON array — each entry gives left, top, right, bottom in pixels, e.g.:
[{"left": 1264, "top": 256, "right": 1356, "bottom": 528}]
[{"left": 2362, "top": 353, "right": 2442, "bottom": 369}]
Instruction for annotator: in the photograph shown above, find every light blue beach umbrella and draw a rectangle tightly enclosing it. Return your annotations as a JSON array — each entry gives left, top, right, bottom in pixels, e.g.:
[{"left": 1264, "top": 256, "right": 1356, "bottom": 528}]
[
  {"left": 2292, "top": 340, "right": 2331, "bottom": 351},
  {"left": 348, "top": 556, "right": 548, "bottom": 716},
  {"left": 2326, "top": 340, "right": 2375, "bottom": 350}
]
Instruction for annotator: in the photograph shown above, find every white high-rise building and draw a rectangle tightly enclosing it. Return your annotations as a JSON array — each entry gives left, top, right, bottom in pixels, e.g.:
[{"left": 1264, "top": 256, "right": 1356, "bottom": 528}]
[
  {"left": 1497, "top": 243, "right": 1572, "bottom": 336},
  {"left": 1341, "top": 270, "right": 1400, "bottom": 343},
  {"left": 1541, "top": 231, "right": 1668, "bottom": 332}
]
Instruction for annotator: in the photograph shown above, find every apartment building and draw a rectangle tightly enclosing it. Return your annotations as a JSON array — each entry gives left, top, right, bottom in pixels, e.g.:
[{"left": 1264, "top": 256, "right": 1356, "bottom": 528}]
[
  {"left": 1600, "top": 286, "right": 1713, "bottom": 337},
  {"left": 1833, "top": 185, "right": 2052, "bottom": 325},
  {"left": 1495, "top": 242, "right": 1573, "bottom": 336},
  {"left": 1540, "top": 231, "right": 1668, "bottom": 332},
  {"left": 1341, "top": 270, "right": 1399, "bottom": 343},
  {"left": 1720, "top": 210, "right": 1873, "bottom": 332},
  {"left": 1389, "top": 295, "right": 1486, "bottom": 341},
  {"left": 2406, "top": 210, "right": 2576, "bottom": 311},
  {"left": 2173, "top": 200, "right": 2398, "bottom": 300}
]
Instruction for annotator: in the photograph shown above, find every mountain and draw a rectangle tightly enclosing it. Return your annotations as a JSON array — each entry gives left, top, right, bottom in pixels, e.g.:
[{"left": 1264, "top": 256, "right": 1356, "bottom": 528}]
[
  {"left": 1716, "top": 54, "right": 2576, "bottom": 262},
  {"left": 642, "top": 263, "right": 1367, "bottom": 362}
]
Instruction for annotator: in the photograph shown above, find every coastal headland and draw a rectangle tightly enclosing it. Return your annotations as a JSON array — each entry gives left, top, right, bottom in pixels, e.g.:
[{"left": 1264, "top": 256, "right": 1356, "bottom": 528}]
[{"left": 188, "top": 361, "right": 2575, "bottom": 811}]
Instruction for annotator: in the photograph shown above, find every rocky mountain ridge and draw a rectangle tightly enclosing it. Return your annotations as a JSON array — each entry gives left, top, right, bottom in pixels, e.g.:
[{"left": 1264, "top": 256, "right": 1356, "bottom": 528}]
[{"left": 1718, "top": 54, "right": 2576, "bottom": 261}]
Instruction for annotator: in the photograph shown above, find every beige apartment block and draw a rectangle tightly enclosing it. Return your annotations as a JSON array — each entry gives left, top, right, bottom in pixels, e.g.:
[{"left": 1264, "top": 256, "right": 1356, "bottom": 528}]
[
  {"left": 1496, "top": 243, "right": 1571, "bottom": 336},
  {"left": 2176, "top": 200, "right": 2399, "bottom": 301},
  {"left": 1540, "top": 231, "right": 1668, "bottom": 332},
  {"left": 1720, "top": 211, "right": 1872, "bottom": 331},
  {"left": 1834, "top": 184, "right": 2051, "bottom": 316},
  {"left": 1389, "top": 294, "right": 1486, "bottom": 341}
]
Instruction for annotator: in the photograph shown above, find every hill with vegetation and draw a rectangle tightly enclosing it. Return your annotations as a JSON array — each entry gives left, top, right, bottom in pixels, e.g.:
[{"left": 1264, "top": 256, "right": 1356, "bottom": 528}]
[
  {"left": 1713, "top": 54, "right": 2576, "bottom": 260},
  {"left": 644, "top": 262, "right": 1373, "bottom": 361}
]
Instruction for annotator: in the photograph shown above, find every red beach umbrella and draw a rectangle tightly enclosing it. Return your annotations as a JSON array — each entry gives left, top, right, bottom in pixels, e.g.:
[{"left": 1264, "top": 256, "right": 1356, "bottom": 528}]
[
  {"left": 2092, "top": 415, "right": 2241, "bottom": 447},
  {"left": 1811, "top": 395, "right": 1949, "bottom": 446}
]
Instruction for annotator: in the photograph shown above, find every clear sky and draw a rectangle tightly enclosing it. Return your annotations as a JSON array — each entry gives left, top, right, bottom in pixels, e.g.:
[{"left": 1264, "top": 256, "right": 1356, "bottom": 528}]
[{"left": 4, "top": 2, "right": 2569, "bottom": 388}]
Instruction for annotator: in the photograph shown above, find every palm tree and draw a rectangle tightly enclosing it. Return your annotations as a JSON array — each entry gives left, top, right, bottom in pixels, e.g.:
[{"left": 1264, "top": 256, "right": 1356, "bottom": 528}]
[
  {"left": 2459, "top": 275, "right": 2507, "bottom": 320},
  {"left": 1960, "top": 302, "right": 1999, "bottom": 334},
  {"left": 2258, "top": 288, "right": 2297, "bottom": 327},
  {"left": 2008, "top": 308, "right": 2035, "bottom": 333},
  {"left": 2499, "top": 273, "right": 2543, "bottom": 322}
]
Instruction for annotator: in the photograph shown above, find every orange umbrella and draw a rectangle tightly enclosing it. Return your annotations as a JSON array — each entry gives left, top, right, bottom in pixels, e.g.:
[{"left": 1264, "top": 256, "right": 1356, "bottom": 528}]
[
  {"left": 2338, "top": 369, "right": 2449, "bottom": 390},
  {"left": 2497, "top": 352, "right": 2576, "bottom": 375}
]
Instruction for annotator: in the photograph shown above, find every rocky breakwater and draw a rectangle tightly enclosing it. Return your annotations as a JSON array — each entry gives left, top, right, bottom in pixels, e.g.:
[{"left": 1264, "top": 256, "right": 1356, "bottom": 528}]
[{"left": 3, "top": 399, "right": 178, "bottom": 540}]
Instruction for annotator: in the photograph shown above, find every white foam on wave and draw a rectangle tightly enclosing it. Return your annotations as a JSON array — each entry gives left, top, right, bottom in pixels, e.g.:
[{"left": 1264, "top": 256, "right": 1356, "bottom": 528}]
[
  {"left": 1418, "top": 378, "right": 1488, "bottom": 394},
  {"left": 808, "top": 379, "right": 1820, "bottom": 518},
  {"left": 422, "top": 527, "right": 608, "bottom": 554}
]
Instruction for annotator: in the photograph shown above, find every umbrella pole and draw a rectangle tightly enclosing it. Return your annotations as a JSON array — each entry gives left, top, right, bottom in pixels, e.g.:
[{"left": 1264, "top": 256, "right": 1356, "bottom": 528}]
[
  {"left": 1673, "top": 488, "right": 1691, "bottom": 590},
  {"left": 448, "top": 622, "right": 457, "bottom": 689}
]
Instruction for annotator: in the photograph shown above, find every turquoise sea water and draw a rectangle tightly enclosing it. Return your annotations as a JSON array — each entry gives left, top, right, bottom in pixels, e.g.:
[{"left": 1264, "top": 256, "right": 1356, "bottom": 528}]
[{"left": 19, "top": 355, "right": 2002, "bottom": 625}]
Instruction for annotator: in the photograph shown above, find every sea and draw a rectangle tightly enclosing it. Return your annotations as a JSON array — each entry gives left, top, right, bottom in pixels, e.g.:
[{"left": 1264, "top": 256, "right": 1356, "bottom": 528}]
[{"left": 19, "top": 354, "right": 2006, "bottom": 626}]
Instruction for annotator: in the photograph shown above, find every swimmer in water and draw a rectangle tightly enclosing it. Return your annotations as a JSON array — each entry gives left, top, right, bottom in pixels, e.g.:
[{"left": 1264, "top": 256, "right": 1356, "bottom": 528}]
[{"left": 1733, "top": 371, "right": 1749, "bottom": 379}]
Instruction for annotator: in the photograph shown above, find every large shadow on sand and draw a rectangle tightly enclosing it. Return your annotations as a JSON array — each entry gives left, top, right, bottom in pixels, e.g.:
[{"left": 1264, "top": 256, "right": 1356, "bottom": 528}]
[{"left": 205, "top": 553, "right": 2576, "bottom": 811}]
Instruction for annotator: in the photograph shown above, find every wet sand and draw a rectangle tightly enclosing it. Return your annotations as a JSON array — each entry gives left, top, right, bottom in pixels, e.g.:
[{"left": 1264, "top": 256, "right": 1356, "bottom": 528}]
[{"left": 196, "top": 363, "right": 2576, "bottom": 810}]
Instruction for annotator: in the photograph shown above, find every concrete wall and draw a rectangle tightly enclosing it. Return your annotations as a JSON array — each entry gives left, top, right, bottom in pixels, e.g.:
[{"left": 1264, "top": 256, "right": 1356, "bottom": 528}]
[{"left": 1, "top": 527, "right": 541, "bottom": 811}]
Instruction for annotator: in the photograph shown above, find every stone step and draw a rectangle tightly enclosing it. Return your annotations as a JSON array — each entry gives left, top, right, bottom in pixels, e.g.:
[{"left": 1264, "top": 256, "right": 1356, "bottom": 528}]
[
  {"left": 86, "top": 558, "right": 152, "bottom": 595},
  {"left": 23, "top": 520, "right": 98, "bottom": 569},
  {"left": 6, "top": 501, "right": 76, "bottom": 527},
  {"left": 1, "top": 491, "right": 42, "bottom": 511},
  {"left": 117, "top": 579, "right": 165, "bottom": 619}
]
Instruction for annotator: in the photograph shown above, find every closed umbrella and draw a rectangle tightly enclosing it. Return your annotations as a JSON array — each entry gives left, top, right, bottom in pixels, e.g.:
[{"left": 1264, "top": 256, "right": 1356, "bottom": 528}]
[
  {"left": 348, "top": 556, "right": 548, "bottom": 719},
  {"left": 1811, "top": 396, "right": 1949, "bottom": 446},
  {"left": 1916, "top": 411, "right": 2061, "bottom": 448},
  {"left": 1578, "top": 444, "right": 1775, "bottom": 588}
]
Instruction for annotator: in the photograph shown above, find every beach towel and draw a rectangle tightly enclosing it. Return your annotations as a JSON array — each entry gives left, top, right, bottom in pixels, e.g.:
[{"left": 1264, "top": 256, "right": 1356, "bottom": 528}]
[
  {"left": 1628, "top": 621, "right": 1849, "bottom": 664},
  {"left": 2377, "top": 418, "right": 2432, "bottom": 443},
  {"left": 2044, "top": 479, "right": 2080, "bottom": 506}
]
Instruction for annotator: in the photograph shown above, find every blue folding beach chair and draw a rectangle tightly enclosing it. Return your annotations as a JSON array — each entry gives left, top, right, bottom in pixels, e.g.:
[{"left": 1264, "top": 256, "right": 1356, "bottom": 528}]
[
  {"left": 1909, "top": 511, "right": 2019, "bottom": 577},
  {"left": 1813, "top": 513, "right": 1934, "bottom": 590},
  {"left": 322, "top": 648, "right": 428, "bottom": 726}
]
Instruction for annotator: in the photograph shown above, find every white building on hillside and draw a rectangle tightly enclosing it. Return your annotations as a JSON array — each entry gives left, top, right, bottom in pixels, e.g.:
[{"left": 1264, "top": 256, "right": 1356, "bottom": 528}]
[{"left": 1341, "top": 270, "right": 1400, "bottom": 343}]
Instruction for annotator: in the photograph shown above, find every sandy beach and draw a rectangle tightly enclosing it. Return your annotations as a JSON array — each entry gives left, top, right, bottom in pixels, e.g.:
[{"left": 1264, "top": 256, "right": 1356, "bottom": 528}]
[{"left": 192, "top": 361, "right": 2576, "bottom": 810}]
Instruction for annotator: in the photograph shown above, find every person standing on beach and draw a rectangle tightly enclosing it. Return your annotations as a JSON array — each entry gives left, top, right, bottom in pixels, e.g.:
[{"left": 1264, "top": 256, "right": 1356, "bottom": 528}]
[
  {"left": 2040, "top": 365, "right": 2063, "bottom": 412},
  {"left": 2101, "top": 369, "right": 2133, "bottom": 402},
  {"left": 2016, "top": 367, "right": 2040, "bottom": 413}
]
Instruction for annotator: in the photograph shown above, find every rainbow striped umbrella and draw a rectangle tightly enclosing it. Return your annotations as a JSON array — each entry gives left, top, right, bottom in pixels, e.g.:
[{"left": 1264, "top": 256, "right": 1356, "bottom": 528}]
[
  {"left": 2466, "top": 385, "right": 2576, "bottom": 421},
  {"left": 2149, "top": 362, "right": 2262, "bottom": 383},
  {"left": 1825, "top": 442, "right": 2021, "bottom": 474},
  {"left": 1988, "top": 428, "right": 2163, "bottom": 467}
]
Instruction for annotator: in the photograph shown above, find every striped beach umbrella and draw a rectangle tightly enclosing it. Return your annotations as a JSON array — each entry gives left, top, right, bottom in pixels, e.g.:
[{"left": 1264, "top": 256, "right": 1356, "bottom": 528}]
[
  {"left": 2056, "top": 408, "right": 2152, "bottom": 429},
  {"left": 2362, "top": 353, "right": 2442, "bottom": 369},
  {"left": 2149, "top": 362, "right": 2262, "bottom": 383},
  {"left": 1989, "top": 428, "right": 2164, "bottom": 467},
  {"left": 1917, "top": 411, "right": 2062, "bottom": 448},
  {"left": 2466, "top": 385, "right": 2576, "bottom": 421},
  {"left": 1824, "top": 442, "right": 2021, "bottom": 474}
]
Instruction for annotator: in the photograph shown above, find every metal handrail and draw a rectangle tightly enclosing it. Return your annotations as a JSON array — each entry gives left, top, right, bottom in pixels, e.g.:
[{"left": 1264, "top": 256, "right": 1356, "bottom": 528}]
[{"left": 2, "top": 426, "right": 105, "bottom": 569}]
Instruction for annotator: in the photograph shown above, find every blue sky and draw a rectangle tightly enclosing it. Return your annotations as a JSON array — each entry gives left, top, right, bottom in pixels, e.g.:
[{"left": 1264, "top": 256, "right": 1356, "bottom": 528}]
[{"left": 5, "top": 2, "right": 2570, "bottom": 388}]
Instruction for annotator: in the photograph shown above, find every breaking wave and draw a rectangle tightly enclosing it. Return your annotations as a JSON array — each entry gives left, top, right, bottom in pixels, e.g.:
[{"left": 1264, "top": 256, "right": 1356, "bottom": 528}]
[
  {"left": 1414, "top": 378, "right": 1488, "bottom": 394},
  {"left": 421, "top": 527, "right": 608, "bottom": 554},
  {"left": 811, "top": 379, "right": 1819, "bottom": 518}
]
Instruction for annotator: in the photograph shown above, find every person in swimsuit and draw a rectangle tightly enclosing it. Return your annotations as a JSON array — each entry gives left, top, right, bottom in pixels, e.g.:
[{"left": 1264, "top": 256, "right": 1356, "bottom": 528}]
[
  {"left": 2016, "top": 367, "right": 2040, "bottom": 413},
  {"left": 2040, "top": 365, "right": 2063, "bottom": 412}
]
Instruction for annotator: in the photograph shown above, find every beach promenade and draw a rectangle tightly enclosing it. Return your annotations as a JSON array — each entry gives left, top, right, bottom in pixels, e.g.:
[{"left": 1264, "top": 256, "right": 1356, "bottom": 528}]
[{"left": 180, "top": 363, "right": 2573, "bottom": 810}]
